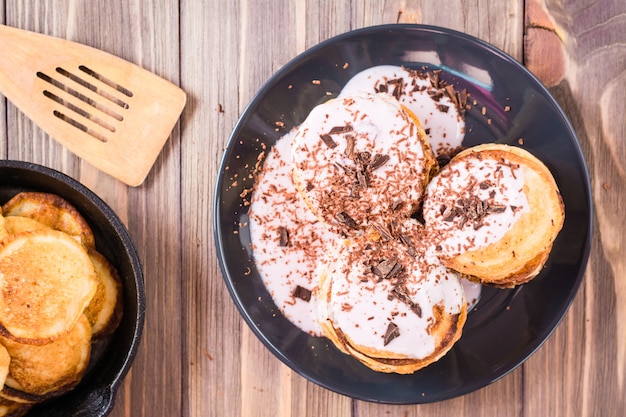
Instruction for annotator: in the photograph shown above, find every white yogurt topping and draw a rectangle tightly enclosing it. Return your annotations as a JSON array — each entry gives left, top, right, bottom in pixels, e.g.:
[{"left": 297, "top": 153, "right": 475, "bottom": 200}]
[
  {"left": 340, "top": 65, "right": 465, "bottom": 157},
  {"left": 423, "top": 157, "right": 529, "bottom": 257},
  {"left": 248, "top": 66, "right": 481, "bottom": 339},
  {"left": 291, "top": 93, "right": 430, "bottom": 230},
  {"left": 248, "top": 131, "right": 337, "bottom": 336},
  {"left": 321, "top": 226, "right": 465, "bottom": 357}
]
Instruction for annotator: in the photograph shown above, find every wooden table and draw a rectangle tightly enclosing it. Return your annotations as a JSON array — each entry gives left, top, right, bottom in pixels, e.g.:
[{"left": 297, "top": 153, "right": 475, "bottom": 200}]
[{"left": 1, "top": 1, "right": 624, "bottom": 416}]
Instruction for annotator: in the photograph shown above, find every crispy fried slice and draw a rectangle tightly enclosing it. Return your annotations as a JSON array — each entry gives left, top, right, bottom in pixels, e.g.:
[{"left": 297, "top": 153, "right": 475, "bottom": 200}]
[
  {"left": 0, "top": 315, "right": 91, "bottom": 401},
  {"left": 2, "top": 192, "right": 95, "bottom": 248},
  {"left": 84, "top": 249, "right": 123, "bottom": 339},
  {"left": 0, "top": 230, "right": 98, "bottom": 344}
]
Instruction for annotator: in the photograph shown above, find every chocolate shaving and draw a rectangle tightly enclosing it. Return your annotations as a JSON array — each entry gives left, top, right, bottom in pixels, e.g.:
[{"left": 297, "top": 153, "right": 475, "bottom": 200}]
[
  {"left": 335, "top": 211, "right": 359, "bottom": 230},
  {"left": 293, "top": 285, "right": 312, "bottom": 302},
  {"left": 328, "top": 125, "right": 353, "bottom": 135},
  {"left": 391, "top": 285, "right": 422, "bottom": 317},
  {"left": 437, "top": 104, "right": 450, "bottom": 113},
  {"left": 369, "top": 154, "right": 390, "bottom": 171},
  {"left": 372, "top": 257, "right": 398, "bottom": 280},
  {"left": 356, "top": 170, "right": 369, "bottom": 189},
  {"left": 391, "top": 200, "right": 405, "bottom": 212},
  {"left": 349, "top": 181, "right": 360, "bottom": 198},
  {"left": 488, "top": 204, "right": 507, "bottom": 213},
  {"left": 399, "top": 233, "right": 417, "bottom": 257},
  {"left": 383, "top": 322, "right": 400, "bottom": 346},
  {"left": 319, "top": 133, "right": 337, "bottom": 148},
  {"left": 278, "top": 226, "right": 290, "bottom": 247},
  {"left": 441, "top": 195, "right": 509, "bottom": 229},
  {"left": 372, "top": 223, "right": 394, "bottom": 242},
  {"left": 388, "top": 220, "right": 401, "bottom": 238},
  {"left": 479, "top": 180, "right": 492, "bottom": 189},
  {"left": 306, "top": 182, "right": 315, "bottom": 191},
  {"left": 355, "top": 151, "right": 371, "bottom": 165},
  {"left": 344, "top": 134, "right": 356, "bottom": 158}
]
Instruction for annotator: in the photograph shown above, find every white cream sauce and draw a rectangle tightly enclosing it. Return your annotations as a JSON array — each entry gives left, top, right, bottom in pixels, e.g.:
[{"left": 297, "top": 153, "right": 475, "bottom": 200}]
[
  {"left": 248, "top": 65, "right": 480, "bottom": 337},
  {"left": 340, "top": 65, "right": 465, "bottom": 157}
]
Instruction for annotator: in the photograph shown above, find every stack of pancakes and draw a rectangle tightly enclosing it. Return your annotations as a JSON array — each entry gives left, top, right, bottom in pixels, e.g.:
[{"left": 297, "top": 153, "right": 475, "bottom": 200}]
[
  {"left": 0, "top": 192, "right": 123, "bottom": 415},
  {"left": 289, "top": 93, "right": 564, "bottom": 373}
]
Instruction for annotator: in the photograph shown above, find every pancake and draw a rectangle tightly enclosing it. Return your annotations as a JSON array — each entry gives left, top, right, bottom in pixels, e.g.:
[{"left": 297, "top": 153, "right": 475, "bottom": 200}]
[
  {"left": 0, "top": 344, "right": 9, "bottom": 388},
  {"left": 84, "top": 249, "right": 123, "bottom": 339},
  {"left": 422, "top": 143, "right": 565, "bottom": 287},
  {"left": 317, "top": 219, "right": 466, "bottom": 373},
  {"left": 2, "top": 216, "right": 49, "bottom": 236},
  {"left": 0, "top": 397, "right": 32, "bottom": 417},
  {"left": 0, "top": 212, "right": 7, "bottom": 242},
  {"left": 291, "top": 93, "right": 437, "bottom": 234},
  {"left": 340, "top": 65, "right": 467, "bottom": 157},
  {"left": 0, "top": 315, "right": 92, "bottom": 401},
  {"left": 0, "top": 229, "right": 98, "bottom": 344},
  {"left": 1, "top": 192, "right": 95, "bottom": 248}
]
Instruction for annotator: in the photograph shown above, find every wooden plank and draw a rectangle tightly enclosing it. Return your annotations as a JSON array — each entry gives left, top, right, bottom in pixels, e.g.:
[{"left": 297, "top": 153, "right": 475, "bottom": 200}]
[
  {"left": 179, "top": 0, "right": 245, "bottom": 416},
  {"left": 524, "top": 1, "right": 626, "bottom": 416}
]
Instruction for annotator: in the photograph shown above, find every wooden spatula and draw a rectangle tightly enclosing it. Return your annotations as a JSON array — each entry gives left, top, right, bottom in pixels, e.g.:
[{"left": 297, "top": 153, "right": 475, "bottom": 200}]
[{"left": 0, "top": 24, "right": 186, "bottom": 186}]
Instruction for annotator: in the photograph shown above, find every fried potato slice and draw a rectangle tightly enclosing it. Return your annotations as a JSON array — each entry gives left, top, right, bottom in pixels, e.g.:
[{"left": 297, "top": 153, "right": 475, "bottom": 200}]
[
  {"left": 84, "top": 249, "right": 123, "bottom": 339},
  {"left": 0, "top": 315, "right": 92, "bottom": 401},
  {"left": 0, "top": 230, "right": 98, "bottom": 344},
  {"left": 1, "top": 192, "right": 95, "bottom": 248}
]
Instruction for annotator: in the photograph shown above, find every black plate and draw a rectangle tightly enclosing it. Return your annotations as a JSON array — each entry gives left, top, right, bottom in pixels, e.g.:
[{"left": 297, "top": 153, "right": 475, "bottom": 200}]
[
  {"left": 0, "top": 160, "right": 145, "bottom": 416},
  {"left": 214, "top": 24, "right": 592, "bottom": 404}
]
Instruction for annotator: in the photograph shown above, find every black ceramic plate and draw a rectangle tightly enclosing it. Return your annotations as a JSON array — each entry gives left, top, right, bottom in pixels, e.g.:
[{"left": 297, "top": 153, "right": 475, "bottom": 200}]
[
  {"left": 214, "top": 24, "right": 592, "bottom": 404},
  {"left": 0, "top": 160, "right": 145, "bottom": 416}
]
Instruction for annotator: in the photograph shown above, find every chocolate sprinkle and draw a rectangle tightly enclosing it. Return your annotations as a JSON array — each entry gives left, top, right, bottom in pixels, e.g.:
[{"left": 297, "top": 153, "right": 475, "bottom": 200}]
[
  {"left": 293, "top": 285, "right": 312, "bottom": 302},
  {"left": 383, "top": 322, "right": 400, "bottom": 346}
]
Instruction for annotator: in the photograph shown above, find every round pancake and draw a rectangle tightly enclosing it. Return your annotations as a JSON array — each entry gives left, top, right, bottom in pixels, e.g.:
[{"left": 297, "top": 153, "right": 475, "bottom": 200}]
[
  {"left": 0, "top": 343, "right": 10, "bottom": 388},
  {"left": 84, "top": 249, "right": 123, "bottom": 339},
  {"left": 317, "top": 219, "right": 466, "bottom": 374},
  {"left": 422, "top": 143, "right": 565, "bottom": 286},
  {"left": 0, "top": 315, "right": 91, "bottom": 401},
  {"left": 2, "top": 192, "right": 95, "bottom": 248},
  {"left": 0, "top": 229, "right": 98, "bottom": 344},
  {"left": 2, "top": 216, "right": 49, "bottom": 236},
  {"left": 0, "top": 397, "right": 32, "bottom": 417},
  {"left": 291, "top": 93, "right": 437, "bottom": 234}
]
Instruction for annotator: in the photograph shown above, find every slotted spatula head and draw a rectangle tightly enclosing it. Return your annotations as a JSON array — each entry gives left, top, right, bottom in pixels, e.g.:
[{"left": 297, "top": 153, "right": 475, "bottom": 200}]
[{"left": 0, "top": 24, "right": 186, "bottom": 186}]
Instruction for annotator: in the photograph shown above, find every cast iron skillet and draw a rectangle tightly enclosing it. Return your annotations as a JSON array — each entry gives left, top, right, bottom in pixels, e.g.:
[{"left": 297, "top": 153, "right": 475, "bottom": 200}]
[{"left": 0, "top": 159, "right": 145, "bottom": 416}]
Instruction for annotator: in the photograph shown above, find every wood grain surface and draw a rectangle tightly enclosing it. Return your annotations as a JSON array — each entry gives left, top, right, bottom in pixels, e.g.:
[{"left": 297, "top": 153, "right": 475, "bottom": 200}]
[{"left": 1, "top": 0, "right": 624, "bottom": 416}]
